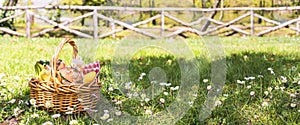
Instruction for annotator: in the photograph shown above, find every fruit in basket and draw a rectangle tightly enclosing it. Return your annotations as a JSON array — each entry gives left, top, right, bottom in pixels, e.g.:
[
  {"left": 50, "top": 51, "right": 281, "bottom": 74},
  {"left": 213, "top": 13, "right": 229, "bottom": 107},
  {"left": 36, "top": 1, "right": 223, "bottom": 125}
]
[
  {"left": 40, "top": 69, "right": 50, "bottom": 81},
  {"left": 34, "top": 60, "right": 50, "bottom": 75},
  {"left": 35, "top": 61, "right": 51, "bottom": 81},
  {"left": 83, "top": 71, "right": 96, "bottom": 83}
]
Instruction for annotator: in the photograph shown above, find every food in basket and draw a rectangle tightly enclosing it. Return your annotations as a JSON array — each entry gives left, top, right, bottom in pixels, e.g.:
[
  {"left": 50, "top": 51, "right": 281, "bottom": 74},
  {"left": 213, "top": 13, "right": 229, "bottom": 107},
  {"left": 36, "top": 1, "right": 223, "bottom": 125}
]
[
  {"left": 56, "top": 59, "right": 66, "bottom": 70},
  {"left": 83, "top": 71, "right": 96, "bottom": 83},
  {"left": 39, "top": 67, "right": 50, "bottom": 81},
  {"left": 34, "top": 58, "right": 100, "bottom": 84},
  {"left": 59, "top": 66, "right": 83, "bottom": 84},
  {"left": 34, "top": 60, "right": 49, "bottom": 75},
  {"left": 34, "top": 60, "right": 51, "bottom": 81}
]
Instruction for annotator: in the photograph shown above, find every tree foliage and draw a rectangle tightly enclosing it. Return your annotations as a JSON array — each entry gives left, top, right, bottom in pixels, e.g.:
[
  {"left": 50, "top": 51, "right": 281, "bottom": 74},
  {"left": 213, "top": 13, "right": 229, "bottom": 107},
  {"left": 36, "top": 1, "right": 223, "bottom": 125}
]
[
  {"left": 0, "top": 0, "right": 18, "bottom": 33},
  {"left": 60, "top": 0, "right": 106, "bottom": 6}
]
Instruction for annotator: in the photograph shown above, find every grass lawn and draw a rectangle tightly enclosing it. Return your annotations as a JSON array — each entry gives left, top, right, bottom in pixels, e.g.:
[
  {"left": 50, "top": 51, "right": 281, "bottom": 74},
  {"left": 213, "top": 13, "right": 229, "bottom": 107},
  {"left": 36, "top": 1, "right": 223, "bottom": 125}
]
[{"left": 0, "top": 36, "right": 300, "bottom": 124}]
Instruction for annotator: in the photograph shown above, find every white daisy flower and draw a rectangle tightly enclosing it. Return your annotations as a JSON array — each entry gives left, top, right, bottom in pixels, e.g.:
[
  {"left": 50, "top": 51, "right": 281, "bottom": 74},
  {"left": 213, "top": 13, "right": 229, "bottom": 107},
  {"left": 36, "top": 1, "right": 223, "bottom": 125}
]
[
  {"left": 107, "top": 118, "right": 113, "bottom": 122},
  {"left": 170, "top": 86, "right": 180, "bottom": 91},
  {"left": 30, "top": 99, "right": 36, "bottom": 106},
  {"left": 246, "top": 85, "right": 251, "bottom": 89},
  {"left": 267, "top": 87, "right": 273, "bottom": 92},
  {"left": 108, "top": 87, "right": 114, "bottom": 91},
  {"left": 14, "top": 76, "right": 21, "bottom": 81},
  {"left": 13, "top": 107, "right": 21, "bottom": 116},
  {"left": 188, "top": 101, "right": 194, "bottom": 106},
  {"left": 100, "top": 113, "right": 110, "bottom": 121},
  {"left": 244, "top": 77, "right": 250, "bottom": 80},
  {"left": 264, "top": 91, "right": 269, "bottom": 96},
  {"left": 65, "top": 111, "right": 73, "bottom": 115},
  {"left": 237, "top": 80, "right": 245, "bottom": 84},
  {"left": 138, "top": 76, "right": 143, "bottom": 81},
  {"left": 101, "top": 110, "right": 108, "bottom": 114},
  {"left": 280, "top": 86, "right": 285, "bottom": 91},
  {"left": 248, "top": 77, "right": 255, "bottom": 80},
  {"left": 290, "top": 93, "right": 296, "bottom": 98},
  {"left": 115, "top": 110, "right": 122, "bottom": 116},
  {"left": 257, "top": 75, "right": 263, "bottom": 78},
  {"left": 281, "top": 76, "right": 287, "bottom": 83},
  {"left": 165, "top": 83, "right": 172, "bottom": 86},
  {"left": 203, "top": 79, "right": 209, "bottom": 83},
  {"left": 45, "top": 101, "right": 52, "bottom": 108},
  {"left": 250, "top": 91, "right": 255, "bottom": 96},
  {"left": 145, "top": 98, "right": 150, "bottom": 102},
  {"left": 0, "top": 73, "right": 5, "bottom": 79},
  {"left": 159, "top": 98, "right": 165, "bottom": 103},
  {"left": 290, "top": 103, "right": 297, "bottom": 108},
  {"left": 69, "top": 120, "right": 78, "bottom": 125},
  {"left": 214, "top": 100, "right": 222, "bottom": 106},
  {"left": 127, "top": 92, "right": 132, "bottom": 98},
  {"left": 30, "top": 113, "right": 39, "bottom": 118},
  {"left": 42, "top": 121, "right": 53, "bottom": 125},
  {"left": 145, "top": 109, "right": 152, "bottom": 115},
  {"left": 262, "top": 101, "right": 269, "bottom": 107},
  {"left": 51, "top": 114, "right": 61, "bottom": 119},
  {"left": 159, "top": 83, "right": 167, "bottom": 86},
  {"left": 67, "top": 107, "right": 74, "bottom": 111},
  {"left": 166, "top": 59, "right": 172, "bottom": 65},
  {"left": 125, "top": 82, "right": 132, "bottom": 89},
  {"left": 207, "top": 85, "right": 212, "bottom": 90},
  {"left": 115, "top": 100, "right": 122, "bottom": 105}
]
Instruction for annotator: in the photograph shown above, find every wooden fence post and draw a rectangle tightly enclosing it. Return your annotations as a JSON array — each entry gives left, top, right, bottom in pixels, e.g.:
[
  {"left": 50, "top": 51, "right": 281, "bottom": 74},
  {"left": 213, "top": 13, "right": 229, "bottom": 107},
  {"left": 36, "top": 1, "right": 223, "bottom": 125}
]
[
  {"left": 297, "top": 15, "right": 300, "bottom": 36},
  {"left": 250, "top": 9, "right": 254, "bottom": 36},
  {"left": 161, "top": 10, "right": 165, "bottom": 38},
  {"left": 110, "top": 15, "right": 115, "bottom": 39},
  {"left": 93, "top": 9, "right": 98, "bottom": 39},
  {"left": 25, "top": 9, "right": 31, "bottom": 38}
]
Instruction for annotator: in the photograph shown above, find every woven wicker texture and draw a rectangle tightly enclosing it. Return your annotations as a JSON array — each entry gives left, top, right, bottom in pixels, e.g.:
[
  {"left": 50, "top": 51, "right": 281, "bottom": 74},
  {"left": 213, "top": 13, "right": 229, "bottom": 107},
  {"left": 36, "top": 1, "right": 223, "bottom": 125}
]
[{"left": 28, "top": 38, "right": 100, "bottom": 113}]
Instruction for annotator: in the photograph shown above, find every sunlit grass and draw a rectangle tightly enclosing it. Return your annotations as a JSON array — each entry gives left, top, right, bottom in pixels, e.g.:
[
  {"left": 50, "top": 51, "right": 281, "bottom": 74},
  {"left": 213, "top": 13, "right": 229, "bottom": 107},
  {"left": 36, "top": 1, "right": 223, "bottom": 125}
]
[{"left": 0, "top": 36, "right": 300, "bottom": 124}]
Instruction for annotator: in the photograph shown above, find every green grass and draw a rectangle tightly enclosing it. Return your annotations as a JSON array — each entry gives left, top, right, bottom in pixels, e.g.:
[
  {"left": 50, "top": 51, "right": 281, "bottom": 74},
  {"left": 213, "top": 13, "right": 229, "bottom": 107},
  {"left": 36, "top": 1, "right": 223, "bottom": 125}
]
[{"left": 0, "top": 36, "right": 300, "bottom": 124}]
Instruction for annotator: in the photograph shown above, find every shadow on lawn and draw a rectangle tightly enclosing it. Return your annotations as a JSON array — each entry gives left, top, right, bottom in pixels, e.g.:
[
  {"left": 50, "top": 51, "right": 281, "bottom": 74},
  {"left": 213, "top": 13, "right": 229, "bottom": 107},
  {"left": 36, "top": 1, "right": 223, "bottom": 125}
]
[
  {"left": 2, "top": 51, "right": 299, "bottom": 124},
  {"left": 98, "top": 51, "right": 300, "bottom": 124},
  {"left": 178, "top": 51, "right": 300, "bottom": 125}
]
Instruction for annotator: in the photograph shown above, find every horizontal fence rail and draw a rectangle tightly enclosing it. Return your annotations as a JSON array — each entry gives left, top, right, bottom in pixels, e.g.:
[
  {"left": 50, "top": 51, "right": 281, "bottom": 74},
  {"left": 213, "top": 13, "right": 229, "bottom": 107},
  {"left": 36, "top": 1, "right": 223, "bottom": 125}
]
[
  {"left": 3, "top": 5, "right": 300, "bottom": 11},
  {"left": 1, "top": 6, "right": 300, "bottom": 39}
]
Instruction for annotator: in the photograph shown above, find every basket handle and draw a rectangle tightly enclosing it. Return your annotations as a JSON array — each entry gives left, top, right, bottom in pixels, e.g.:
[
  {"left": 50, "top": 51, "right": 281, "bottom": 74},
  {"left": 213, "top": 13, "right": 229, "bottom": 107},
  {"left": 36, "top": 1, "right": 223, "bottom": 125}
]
[{"left": 50, "top": 38, "right": 78, "bottom": 90}]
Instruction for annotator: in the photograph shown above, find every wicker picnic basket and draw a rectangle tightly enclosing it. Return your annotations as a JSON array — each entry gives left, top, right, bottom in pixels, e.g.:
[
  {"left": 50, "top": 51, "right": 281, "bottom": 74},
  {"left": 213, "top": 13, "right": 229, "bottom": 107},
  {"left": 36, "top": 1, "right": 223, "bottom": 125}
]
[{"left": 28, "top": 38, "right": 100, "bottom": 113}]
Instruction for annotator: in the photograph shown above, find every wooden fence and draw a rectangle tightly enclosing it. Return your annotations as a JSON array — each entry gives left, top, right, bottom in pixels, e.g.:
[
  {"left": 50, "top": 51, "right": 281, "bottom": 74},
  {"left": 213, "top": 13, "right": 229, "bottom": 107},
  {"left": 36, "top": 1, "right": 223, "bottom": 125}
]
[{"left": 1, "top": 6, "right": 300, "bottom": 39}]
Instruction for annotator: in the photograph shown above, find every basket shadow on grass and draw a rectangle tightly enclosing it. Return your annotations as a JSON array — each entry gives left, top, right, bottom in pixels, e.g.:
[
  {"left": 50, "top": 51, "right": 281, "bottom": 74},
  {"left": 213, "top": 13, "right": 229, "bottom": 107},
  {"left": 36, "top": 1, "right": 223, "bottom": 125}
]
[{"left": 98, "top": 51, "right": 299, "bottom": 124}]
